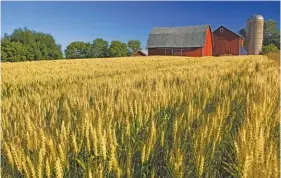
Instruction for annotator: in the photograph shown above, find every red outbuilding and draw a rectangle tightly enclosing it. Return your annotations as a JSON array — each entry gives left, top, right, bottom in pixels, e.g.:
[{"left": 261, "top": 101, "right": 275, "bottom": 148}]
[
  {"left": 213, "top": 26, "right": 245, "bottom": 56},
  {"left": 147, "top": 24, "right": 213, "bottom": 57},
  {"left": 131, "top": 50, "right": 148, "bottom": 57}
]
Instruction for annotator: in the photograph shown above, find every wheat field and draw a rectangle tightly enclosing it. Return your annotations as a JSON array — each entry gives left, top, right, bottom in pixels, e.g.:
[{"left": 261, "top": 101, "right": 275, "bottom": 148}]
[{"left": 1, "top": 55, "right": 280, "bottom": 178}]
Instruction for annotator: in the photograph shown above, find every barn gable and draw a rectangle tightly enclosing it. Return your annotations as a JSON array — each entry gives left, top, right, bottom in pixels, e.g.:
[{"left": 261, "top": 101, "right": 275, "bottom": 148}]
[
  {"left": 213, "top": 26, "right": 244, "bottom": 40},
  {"left": 213, "top": 25, "right": 245, "bottom": 56},
  {"left": 147, "top": 24, "right": 210, "bottom": 48}
]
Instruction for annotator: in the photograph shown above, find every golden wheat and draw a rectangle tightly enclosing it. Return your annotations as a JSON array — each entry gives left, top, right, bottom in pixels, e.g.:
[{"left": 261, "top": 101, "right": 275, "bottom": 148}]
[{"left": 1, "top": 55, "right": 279, "bottom": 178}]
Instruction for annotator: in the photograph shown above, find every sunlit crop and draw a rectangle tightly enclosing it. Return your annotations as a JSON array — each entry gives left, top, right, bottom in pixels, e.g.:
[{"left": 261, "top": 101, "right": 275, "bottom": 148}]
[{"left": 1, "top": 55, "right": 279, "bottom": 177}]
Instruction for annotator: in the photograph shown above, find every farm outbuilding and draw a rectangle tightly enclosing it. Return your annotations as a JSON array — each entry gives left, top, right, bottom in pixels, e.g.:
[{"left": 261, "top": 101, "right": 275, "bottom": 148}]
[
  {"left": 131, "top": 50, "right": 148, "bottom": 56},
  {"left": 147, "top": 24, "right": 213, "bottom": 57},
  {"left": 213, "top": 26, "right": 245, "bottom": 56}
]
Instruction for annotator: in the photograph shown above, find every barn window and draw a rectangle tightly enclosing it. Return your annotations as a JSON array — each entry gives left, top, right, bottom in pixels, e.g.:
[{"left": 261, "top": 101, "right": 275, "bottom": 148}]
[{"left": 220, "top": 28, "right": 224, "bottom": 33}]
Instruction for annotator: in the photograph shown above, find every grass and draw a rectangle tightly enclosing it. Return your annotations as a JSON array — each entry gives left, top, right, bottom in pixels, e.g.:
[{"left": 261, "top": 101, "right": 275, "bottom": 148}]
[{"left": 1, "top": 55, "right": 280, "bottom": 178}]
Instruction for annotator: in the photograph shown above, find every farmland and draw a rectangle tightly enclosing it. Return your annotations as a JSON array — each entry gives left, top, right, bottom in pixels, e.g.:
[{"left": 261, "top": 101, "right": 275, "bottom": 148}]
[{"left": 1, "top": 55, "right": 280, "bottom": 178}]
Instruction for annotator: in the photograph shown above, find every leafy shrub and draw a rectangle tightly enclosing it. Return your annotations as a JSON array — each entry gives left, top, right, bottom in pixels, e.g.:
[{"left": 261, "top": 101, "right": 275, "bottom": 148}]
[{"left": 262, "top": 44, "right": 279, "bottom": 54}]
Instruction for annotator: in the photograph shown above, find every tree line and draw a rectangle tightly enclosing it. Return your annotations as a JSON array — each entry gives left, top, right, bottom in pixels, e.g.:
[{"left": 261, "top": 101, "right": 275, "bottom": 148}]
[
  {"left": 1, "top": 27, "right": 142, "bottom": 62},
  {"left": 238, "top": 19, "right": 280, "bottom": 53},
  {"left": 64, "top": 39, "right": 141, "bottom": 59}
]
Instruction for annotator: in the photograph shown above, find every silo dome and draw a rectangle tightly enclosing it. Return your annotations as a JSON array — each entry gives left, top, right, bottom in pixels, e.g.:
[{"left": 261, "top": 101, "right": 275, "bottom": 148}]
[{"left": 249, "top": 14, "right": 264, "bottom": 20}]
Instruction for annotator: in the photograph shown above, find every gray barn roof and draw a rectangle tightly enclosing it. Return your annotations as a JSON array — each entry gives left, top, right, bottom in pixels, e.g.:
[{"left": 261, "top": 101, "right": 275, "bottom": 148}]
[
  {"left": 140, "top": 50, "right": 148, "bottom": 56},
  {"left": 147, "top": 24, "right": 210, "bottom": 48}
]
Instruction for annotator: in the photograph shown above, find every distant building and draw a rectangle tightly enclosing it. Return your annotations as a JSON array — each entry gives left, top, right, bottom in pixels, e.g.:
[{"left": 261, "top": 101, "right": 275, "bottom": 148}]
[
  {"left": 131, "top": 50, "right": 148, "bottom": 56},
  {"left": 213, "top": 26, "right": 245, "bottom": 56},
  {"left": 147, "top": 24, "right": 213, "bottom": 57}
]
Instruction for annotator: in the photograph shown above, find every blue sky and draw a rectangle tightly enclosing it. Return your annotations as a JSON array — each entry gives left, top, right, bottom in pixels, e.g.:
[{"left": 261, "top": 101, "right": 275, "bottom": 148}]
[{"left": 1, "top": 1, "right": 280, "bottom": 51}]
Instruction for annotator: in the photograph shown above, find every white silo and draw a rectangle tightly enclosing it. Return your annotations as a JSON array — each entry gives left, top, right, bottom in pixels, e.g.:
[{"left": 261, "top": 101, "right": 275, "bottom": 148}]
[{"left": 246, "top": 14, "right": 264, "bottom": 55}]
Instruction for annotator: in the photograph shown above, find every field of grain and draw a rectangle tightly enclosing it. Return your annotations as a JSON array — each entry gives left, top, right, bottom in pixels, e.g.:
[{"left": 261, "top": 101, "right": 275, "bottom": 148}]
[{"left": 1, "top": 55, "right": 280, "bottom": 178}]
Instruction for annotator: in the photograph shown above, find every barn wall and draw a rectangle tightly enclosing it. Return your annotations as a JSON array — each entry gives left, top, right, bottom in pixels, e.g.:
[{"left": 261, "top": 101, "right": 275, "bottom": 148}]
[
  {"left": 182, "top": 48, "right": 202, "bottom": 57},
  {"left": 148, "top": 48, "right": 202, "bottom": 57},
  {"left": 203, "top": 26, "right": 213, "bottom": 56},
  {"left": 239, "top": 38, "right": 244, "bottom": 48},
  {"left": 213, "top": 27, "right": 241, "bottom": 56},
  {"left": 148, "top": 48, "right": 165, "bottom": 55}
]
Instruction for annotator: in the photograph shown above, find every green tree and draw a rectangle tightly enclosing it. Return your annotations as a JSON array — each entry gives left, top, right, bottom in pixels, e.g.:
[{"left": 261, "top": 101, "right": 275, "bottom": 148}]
[
  {"left": 127, "top": 40, "right": 141, "bottom": 55},
  {"left": 1, "top": 38, "right": 28, "bottom": 62},
  {"left": 263, "top": 19, "right": 280, "bottom": 49},
  {"left": 238, "top": 28, "right": 246, "bottom": 39},
  {"left": 3, "top": 33, "right": 9, "bottom": 38},
  {"left": 65, "top": 41, "right": 91, "bottom": 59},
  {"left": 109, "top": 40, "right": 128, "bottom": 57},
  {"left": 91, "top": 38, "right": 109, "bottom": 58},
  {"left": 1, "top": 27, "right": 63, "bottom": 62}
]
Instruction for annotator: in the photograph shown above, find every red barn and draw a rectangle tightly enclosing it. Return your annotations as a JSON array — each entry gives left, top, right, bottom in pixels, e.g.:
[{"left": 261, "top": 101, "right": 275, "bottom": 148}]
[
  {"left": 147, "top": 24, "right": 213, "bottom": 57},
  {"left": 213, "top": 26, "right": 245, "bottom": 56}
]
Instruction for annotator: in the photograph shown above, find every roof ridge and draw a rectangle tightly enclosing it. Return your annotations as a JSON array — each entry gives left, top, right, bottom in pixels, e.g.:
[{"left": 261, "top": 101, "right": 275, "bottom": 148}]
[{"left": 153, "top": 24, "right": 209, "bottom": 29}]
